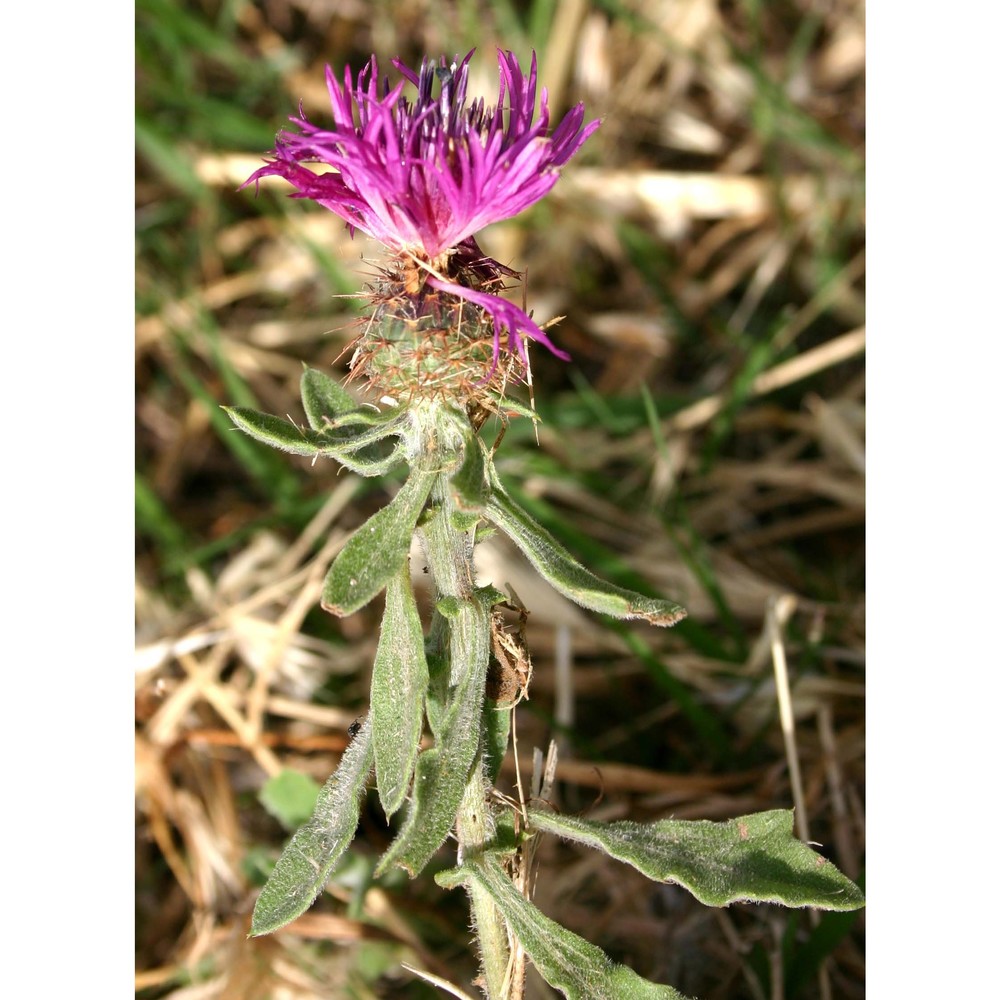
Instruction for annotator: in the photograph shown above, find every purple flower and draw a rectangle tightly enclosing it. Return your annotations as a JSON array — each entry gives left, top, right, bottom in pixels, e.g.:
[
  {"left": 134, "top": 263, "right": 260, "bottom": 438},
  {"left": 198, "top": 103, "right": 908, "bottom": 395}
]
[{"left": 245, "top": 48, "right": 599, "bottom": 369}]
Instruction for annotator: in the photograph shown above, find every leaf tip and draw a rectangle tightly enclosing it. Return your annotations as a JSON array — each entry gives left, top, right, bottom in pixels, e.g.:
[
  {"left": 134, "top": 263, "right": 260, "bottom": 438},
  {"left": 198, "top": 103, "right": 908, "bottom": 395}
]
[
  {"left": 320, "top": 597, "right": 348, "bottom": 617},
  {"left": 645, "top": 605, "right": 687, "bottom": 627},
  {"left": 374, "top": 852, "right": 417, "bottom": 880},
  {"left": 248, "top": 908, "right": 281, "bottom": 938}
]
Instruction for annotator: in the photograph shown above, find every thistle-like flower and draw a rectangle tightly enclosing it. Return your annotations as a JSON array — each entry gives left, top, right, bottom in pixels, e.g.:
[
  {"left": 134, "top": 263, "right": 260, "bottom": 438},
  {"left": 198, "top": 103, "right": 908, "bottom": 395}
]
[{"left": 246, "top": 48, "right": 599, "bottom": 396}]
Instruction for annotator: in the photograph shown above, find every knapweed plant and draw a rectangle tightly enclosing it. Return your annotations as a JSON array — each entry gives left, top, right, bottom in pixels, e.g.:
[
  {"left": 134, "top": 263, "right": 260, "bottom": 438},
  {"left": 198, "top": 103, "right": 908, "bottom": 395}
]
[{"left": 227, "top": 49, "right": 864, "bottom": 998}]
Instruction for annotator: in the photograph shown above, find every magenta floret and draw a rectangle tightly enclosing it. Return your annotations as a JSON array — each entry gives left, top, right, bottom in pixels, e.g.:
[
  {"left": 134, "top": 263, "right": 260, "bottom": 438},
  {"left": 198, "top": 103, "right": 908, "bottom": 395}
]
[{"left": 245, "top": 48, "right": 599, "bottom": 366}]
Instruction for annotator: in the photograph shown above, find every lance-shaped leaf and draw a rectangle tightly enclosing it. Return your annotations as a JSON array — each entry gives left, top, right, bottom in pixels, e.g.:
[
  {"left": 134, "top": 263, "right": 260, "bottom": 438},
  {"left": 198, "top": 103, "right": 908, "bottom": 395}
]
[
  {"left": 329, "top": 439, "right": 407, "bottom": 478},
  {"left": 312, "top": 417, "right": 407, "bottom": 455},
  {"left": 371, "top": 563, "right": 429, "bottom": 819},
  {"left": 322, "top": 472, "right": 435, "bottom": 616},
  {"left": 497, "top": 396, "right": 540, "bottom": 422},
  {"left": 251, "top": 716, "right": 374, "bottom": 936},
  {"left": 224, "top": 406, "right": 324, "bottom": 456},
  {"left": 485, "top": 473, "right": 686, "bottom": 626},
  {"left": 375, "top": 595, "right": 490, "bottom": 877},
  {"left": 448, "top": 422, "right": 487, "bottom": 514},
  {"left": 437, "top": 854, "right": 689, "bottom": 999},
  {"left": 301, "top": 367, "right": 409, "bottom": 431},
  {"left": 300, "top": 367, "right": 361, "bottom": 428},
  {"left": 225, "top": 404, "right": 406, "bottom": 477},
  {"left": 423, "top": 609, "right": 451, "bottom": 739},
  {"left": 526, "top": 808, "right": 865, "bottom": 911}
]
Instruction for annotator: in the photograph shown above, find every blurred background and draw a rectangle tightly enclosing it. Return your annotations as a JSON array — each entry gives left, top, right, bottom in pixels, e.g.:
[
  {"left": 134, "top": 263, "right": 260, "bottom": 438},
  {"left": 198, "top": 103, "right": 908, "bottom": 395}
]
[{"left": 135, "top": 1, "right": 864, "bottom": 997}]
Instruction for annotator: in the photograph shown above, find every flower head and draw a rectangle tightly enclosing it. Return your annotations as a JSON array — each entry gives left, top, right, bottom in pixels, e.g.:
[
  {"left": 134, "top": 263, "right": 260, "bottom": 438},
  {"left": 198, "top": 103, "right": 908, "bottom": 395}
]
[{"left": 246, "top": 49, "right": 599, "bottom": 387}]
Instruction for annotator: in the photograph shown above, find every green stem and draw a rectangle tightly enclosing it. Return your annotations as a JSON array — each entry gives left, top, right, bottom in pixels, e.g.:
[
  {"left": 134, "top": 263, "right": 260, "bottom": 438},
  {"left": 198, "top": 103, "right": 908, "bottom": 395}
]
[
  {"left": 461, "top": 774, "right": 511, "bottom": 999},
  {"left": 414, "top": 402, "right": 511, "bottom": 999}
]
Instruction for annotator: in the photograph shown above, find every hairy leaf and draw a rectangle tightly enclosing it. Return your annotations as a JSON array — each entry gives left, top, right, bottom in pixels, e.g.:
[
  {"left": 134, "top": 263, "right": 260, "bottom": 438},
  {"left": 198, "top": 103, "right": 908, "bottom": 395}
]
[
  {"left": 482, "top": 700, "right": 511, "bottom": 785},
  {"left": 300, "top": 367, "right": 361, "bottom": 428},
  {"left": 225, "top": 402, "right": 406, "bottom": 476},
  {"left": 423, "top": 609, "right": 451, "bottom": 739},
  {"left": 223, "top": 406, "right": 323, "bottom": 456},
  {"left": 322, "top": 472, "right": 434, "bottom": 616},
  {"left": 301, "top": 367, "right": 408, "bottom": 431},
  {"left": 371, "top": 563, "right": 429, "bottom": 818},
  {"left": 313, "top": 418, "right": 407, "bottom": 455},
  {"left": 375, "top": 595, "right": 490, "bottom": 877},
  {"left": 438, "top": 855, "right": 689, "bottom": 999},
  {"left": 329, "top": 439, "right": 407, "bottom": 478},
  {"left": 251, "top": 716, "right": 374, "bottom": 936},
  {"left": 449, "top": 426, "right": 487, "bottom": 513},
  {"left": 485, "top": 473, "right": 686, "bottom": 626},
  {"left": 527, "top": 808, "right": 865, "bottom": 911}
]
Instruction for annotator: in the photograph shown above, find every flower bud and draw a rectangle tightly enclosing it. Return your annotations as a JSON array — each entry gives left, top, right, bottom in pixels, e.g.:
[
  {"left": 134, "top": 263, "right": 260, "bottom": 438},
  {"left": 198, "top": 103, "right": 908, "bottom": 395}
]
[{"left": 350, "top": 255, "right": 521, "bottom": 403}]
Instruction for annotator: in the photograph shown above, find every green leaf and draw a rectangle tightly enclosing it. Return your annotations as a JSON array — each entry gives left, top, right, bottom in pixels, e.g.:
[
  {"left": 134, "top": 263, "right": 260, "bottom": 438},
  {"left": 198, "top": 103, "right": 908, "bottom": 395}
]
[
  {"left": 302, "top": 368, "right": 409, "bottom": 432},
  {"left": 251, "top": 716, "right": 374, "bottom": 936},
  {"left": 258, "top": 769, "right": 321, "bottom": 831},
  {"left": 300, "top": 367, "right": 362, "bottom": 429},
  {"left": 526, "top": 808, "right": 865, "bottom": 911},
  {"left": 311, "top": 416, "right": 408, "bottom": 478},
  {"left": 439, "top": 855, "right": 689, "bottom": 999},
  {"left": 314, "top": 418, "right": 407, "bottom": 455},
  {"left": 327, "top": 439, "right": 407, "bottom": 478},
  {"left": 375, "top": 595, "right": 490, "bottom": 877},
  {"left": 225, "top": 393, "right": 406, "bottom": 477},
  {"left": 223, "top": 406, "right": 322, "bottom": 456},
  {"left": 371, "top": 563, "right": 429, "bottom": 819},
  {"left": 497, "top": 395, "right": 540, "bottom": 422},
  {"left": 485, "top": 473, "right": 687, "bottom": 626},
  {"left": 423, "top": 609, "right": 452, "bottom": 739},
  {"left": 449, "top": 426, "right": 487, "bottom": 513},
  {"left": 483, "top": 700, "right": 511, "bottom": 785},
  {"left": 322, "top": 472, "right": 435, "bottom": 617}
]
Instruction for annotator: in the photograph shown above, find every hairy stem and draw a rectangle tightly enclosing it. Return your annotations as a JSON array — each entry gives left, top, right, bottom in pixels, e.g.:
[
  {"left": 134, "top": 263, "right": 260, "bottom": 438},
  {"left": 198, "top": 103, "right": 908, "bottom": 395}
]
[
  {"left": 461, "top": 771, "right": 511, "bottom": 999},
  {"left": 415, "top": 402, "right": 511, "bottom": 999}
]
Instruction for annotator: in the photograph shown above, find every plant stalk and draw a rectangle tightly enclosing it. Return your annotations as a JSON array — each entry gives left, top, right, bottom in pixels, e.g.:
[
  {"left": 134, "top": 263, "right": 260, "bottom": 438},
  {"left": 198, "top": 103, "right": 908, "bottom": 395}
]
[{"left": 415, "top": 401, "right": 512, "bottom": 999}]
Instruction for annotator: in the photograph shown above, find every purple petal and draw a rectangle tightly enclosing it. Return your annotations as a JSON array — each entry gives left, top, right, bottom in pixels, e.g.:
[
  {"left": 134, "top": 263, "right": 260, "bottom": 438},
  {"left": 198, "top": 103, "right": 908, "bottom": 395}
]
[
  {"left": 426, "top": 276, "right": 571, "bottom": 372},
  {"left": 245, "top": 48, "right": 600, "bottom": 260}
]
